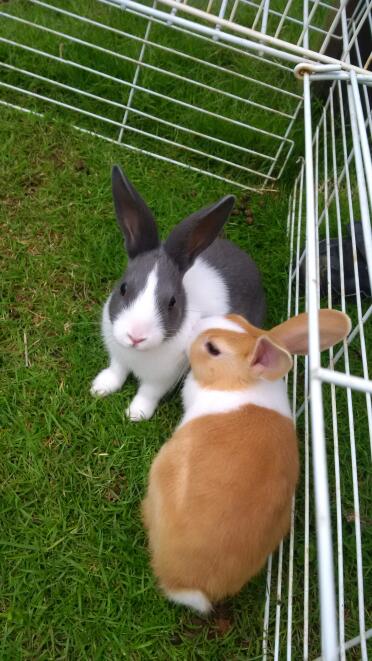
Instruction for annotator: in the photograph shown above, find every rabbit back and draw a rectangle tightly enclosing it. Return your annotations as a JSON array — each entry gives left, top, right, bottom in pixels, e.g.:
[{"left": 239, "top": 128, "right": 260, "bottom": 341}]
[{"left": 143, "top": 404, "right": 299, "bottom": 603}]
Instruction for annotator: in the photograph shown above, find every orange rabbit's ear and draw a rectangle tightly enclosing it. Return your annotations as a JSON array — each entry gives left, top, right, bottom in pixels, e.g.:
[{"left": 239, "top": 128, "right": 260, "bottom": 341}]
[
  {"left": 270, "top": 310, "right": 351, "bottom": 356},
  {"left": 249, "top": 335, "right": 292, "bottom": 381},
  {"left": 225, "top": 314, "right": 262, "bottom": 335}
]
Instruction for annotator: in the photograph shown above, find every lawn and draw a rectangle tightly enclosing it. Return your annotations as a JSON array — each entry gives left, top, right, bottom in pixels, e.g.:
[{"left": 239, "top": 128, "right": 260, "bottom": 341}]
[
  {"left": 1, "top": 2, "right": 371, "bottom": 660},
  {"left": 1, "top": 106, "right": 293, "bottom": 658}
]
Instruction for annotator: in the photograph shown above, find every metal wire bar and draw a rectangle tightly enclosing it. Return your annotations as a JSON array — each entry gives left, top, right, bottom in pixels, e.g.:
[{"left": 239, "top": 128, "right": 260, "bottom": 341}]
[
  {"left": 251, "top": 0, "right": 265, "bottom": 31},
  {"left": 290, "top": 104, "right": 372, "bottom": 283},
  {"left": 30, "top": 0, "right": 301, "bottom": 98},
  {"left": 350, "top": 72, "right": 372, "bottom": 218},
  {"left": 212, "top": 0, "right": 229, "bottom": 39},
  {"left": 227, "top": 0, "right": 341, "bottom": 40},
  {"left": 99, "top": 0, "right": 295, "bottom": 73},
  {"left": 1, "top": 78, "right": 279, "bottom": 185},
  {"left": 118, "top": 3, "right": 154, "bottom": 141},
  {"left": 340, "top": 0, "right": 372, "bottom": 62},
  {"left": 0, "top": 63, "right": 278, "bottom": 171},
  {"left": 1, "top": 62, "right": 278, "bottom": 181},
  {"left": 337, "top": 78, "right": 372, "bottom": 458},
  {"left": 107, "top": 0, "right": 307, "bottom": 65},
  {"left": 261, "top": 175, "right": 298, "bottom": 659},
  {"left": 297, "top": 0, "right": 324, "bottom": 48},
  {"left": 286, "top": 161, "right": 304, "bottom": 661},
  {"left": 262, "top": 553, "right": 273, "bottom": 661},
  {"left": 314, "top": 368, "right": 372, "bottom": 394},
  {"left": 295, "top": 299, "right": 372, "bottom": 419},
  {"left": 327, "top": 91, "right": 348, "bottom": 661},
  {"left": 273, "top": 540, "right": 284, "bottom": 660},
  {"left": 0, "top": 98, "right": 254, "bottom": 189},
  {"left": 303, "top": 70, "right": 339, "bottom": 660},
  {"left": 350, "top": 21, "right": 372, "bottom": 139},
  {"left": 318, "top": 0, "right": 349, "bottom": 55},
  {"left": 288, "top": 162, "right": 309, "bottom": 661},
  {"left": 274, "top": 0, "right": 295, "bottom": 39},
  {"left": 313, "top": 629, "right": 372, "bottom": 660},
  {"left": 120, "top": 0, "right": 370, "bottom": 73},
  {"left": 303, "top": 349, "right": 310, "bottom": 661},
  {"left": 1, "top": 12, "right": 294, "bottom": 122},
  {"left": 167, "top": 0, "right": 182, "bottom": 25},
  {"left": 0, "top": 98, "right": 44, "bottom": 117},
  {"left": 302, "top": 8, "right": 338, "bottom": 651},
  {"left": 0, "top": 35, "right": 292, "bottom": 160}
]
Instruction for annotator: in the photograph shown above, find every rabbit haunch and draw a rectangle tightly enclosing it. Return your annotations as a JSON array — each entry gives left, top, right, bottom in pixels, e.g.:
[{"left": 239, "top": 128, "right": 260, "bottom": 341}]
[
  {"left": 91, "top": 165, "right": 266, "bottom": 421},
  {"left": 142, "top": 309, "right": 351, "bottom": 612}
]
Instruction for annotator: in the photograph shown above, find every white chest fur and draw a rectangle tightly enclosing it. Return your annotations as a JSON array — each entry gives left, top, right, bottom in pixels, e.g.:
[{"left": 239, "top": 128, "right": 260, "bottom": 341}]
[{"left": 180, "top": 373, "right": 292, "bottom": 427}]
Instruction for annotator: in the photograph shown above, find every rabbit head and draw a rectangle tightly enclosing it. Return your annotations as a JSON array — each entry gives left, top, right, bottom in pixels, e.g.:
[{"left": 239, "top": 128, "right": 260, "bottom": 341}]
[
  {"left": 108, "top": 166, "right": 235, "bottom": 351},
  {"left": 189, "top": 310, "right": 351, "bottom": 389}
]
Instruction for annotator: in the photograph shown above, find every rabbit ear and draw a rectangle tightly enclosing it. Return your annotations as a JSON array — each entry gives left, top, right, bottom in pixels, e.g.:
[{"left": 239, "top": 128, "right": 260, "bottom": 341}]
[
  {"left": 112, "top": 165, "right": 159, "bottom": 259},
  {"left": 270, "top": 310, "right": 351, "bottom": 356},
  {"left": 164, "top": 195, "right": 235, "bottom": 273},
  {"left": 249, "top": 335, "right": 293, "bottom": 381}
]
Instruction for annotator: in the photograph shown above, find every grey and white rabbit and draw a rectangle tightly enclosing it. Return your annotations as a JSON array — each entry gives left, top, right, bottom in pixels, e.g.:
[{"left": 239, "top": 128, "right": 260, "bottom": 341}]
[{"left": 91, "top": 165, "right": 266, "bottom": 420}]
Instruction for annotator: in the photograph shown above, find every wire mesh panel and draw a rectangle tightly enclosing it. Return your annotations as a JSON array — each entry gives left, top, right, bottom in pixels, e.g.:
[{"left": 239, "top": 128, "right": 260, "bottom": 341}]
[
  {"left": 264, "top": 84, "right": 372, "bottom": 659},
  {"left": 263, "top": 6, "right": 372, "bottom": 658},
  {"left": 1, "top": 0, "right": 372, "bottom": 659},
  {"left": 0, "top": 2, "right": 368, "bottom": 190},
  {"left": 0, "top": 0, "right": 315, "bottom": 190},
  {"left": 123, "top": 0, "right": 344, "bottom": 52}
]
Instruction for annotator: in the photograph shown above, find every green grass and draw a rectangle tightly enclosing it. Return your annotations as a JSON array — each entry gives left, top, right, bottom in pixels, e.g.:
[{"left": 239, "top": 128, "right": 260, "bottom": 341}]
[
  {"left": 0, "top": 0, "right": 305, "bottom": 189},
  {"left": 1, "top": 107, "right": 294, "bottom": 659}
]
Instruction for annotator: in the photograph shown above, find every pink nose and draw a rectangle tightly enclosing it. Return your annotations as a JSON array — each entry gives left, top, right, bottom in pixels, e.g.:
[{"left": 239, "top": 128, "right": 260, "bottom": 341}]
[{"left": 128, "top": 333, "right": 146, "bottom": 347}]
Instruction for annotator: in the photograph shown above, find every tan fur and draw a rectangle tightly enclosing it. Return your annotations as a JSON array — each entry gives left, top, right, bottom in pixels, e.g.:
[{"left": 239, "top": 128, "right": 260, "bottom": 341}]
[
  {"left": 142, "top": 308, "right": 351, "bottom": 606},
  {"left": 190, "top": 326, "right": 293, "bottom": 389},
  {"left": 227, "top": 309, "right": 351, "bottom": 355},
  {"left": 270, "top": 309, "right": 351, "bottom": 354},
  {"left": 143, "top": 406, "right": 298, "bottom": 602}
]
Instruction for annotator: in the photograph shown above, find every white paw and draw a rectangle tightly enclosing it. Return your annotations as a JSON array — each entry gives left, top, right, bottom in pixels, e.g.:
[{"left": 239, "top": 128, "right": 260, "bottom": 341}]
[
  {"left": 90, "top": 369, "right": 123, "bottom": 397},
  {"left": 125, "top": 396, "right": 156, "bottom": 422}
]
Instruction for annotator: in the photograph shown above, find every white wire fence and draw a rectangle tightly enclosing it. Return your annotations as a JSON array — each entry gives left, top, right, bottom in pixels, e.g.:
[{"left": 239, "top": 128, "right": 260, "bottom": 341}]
[
  {"left": 1, "top": 1, "right": 372, "bottom": 659},
  {"left": 273, "top": 75, "right": 372, "bottom": 660},
  {"left": 0, "top": 0, "right": 350, "bottom": 192}
]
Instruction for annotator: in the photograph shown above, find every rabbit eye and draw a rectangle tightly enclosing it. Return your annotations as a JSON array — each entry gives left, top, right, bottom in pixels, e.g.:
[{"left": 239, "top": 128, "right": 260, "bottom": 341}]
[
  {"left": 168, "top": 296, "right": 176, "bottom": 310},
  {"left": 206, "top": 341, "right": 220, "bottom": 356},
  {"left": 120, "top": 282, "right": 127, "bottom": 296}
]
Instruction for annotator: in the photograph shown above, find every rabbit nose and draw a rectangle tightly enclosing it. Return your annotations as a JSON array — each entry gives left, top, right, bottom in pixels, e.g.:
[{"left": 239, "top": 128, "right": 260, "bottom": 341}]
[{"left": 127, "top": 333, "right": 146, "bottom": 347}]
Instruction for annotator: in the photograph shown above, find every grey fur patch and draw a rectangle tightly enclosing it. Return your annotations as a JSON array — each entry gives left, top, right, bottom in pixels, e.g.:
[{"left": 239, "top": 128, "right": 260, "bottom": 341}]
[
  {"left": 108, "top": 239, "right": 265, "bottom": 338},
  {"left": 109, "top": 248, "right": 186, "bottom": 338},
  {"left": 155, "top": 251, "right": 186, "bottom": 337},
  {"left": 203, "top": 239, "right": 266, "bottom": 327},
  {"left": 109, "top": 250, "right": 158, "bottom": 323}
]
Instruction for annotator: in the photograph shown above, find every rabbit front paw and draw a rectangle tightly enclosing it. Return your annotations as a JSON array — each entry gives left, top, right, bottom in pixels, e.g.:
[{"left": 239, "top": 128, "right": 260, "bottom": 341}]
[
  {"left": 91, "top": 368, "right": 126, "bottom": 397},
  {"left": 126, "top": 395, "right": 156, "bottom": 421}
]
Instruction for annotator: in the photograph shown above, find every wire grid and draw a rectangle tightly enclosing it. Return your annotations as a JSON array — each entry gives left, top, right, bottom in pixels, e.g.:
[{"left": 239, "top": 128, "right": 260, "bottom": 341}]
[
  {"left": 1, "top": 1, "right": 372, "bottom": 659},
  {"left": 0, "top": 0, "right": 346, "bottom": 191},
  {"left": 121, "top": 0, "right": 345, "bottom": 55},
  {"left": 264, "top": 7, "right": 372, "bottom": 659}
]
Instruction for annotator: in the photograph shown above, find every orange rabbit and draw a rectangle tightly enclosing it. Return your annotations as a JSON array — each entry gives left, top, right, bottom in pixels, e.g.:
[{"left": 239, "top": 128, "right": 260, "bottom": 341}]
[{"left": 142, "top": 310, "right": 351, "bottom": 613}]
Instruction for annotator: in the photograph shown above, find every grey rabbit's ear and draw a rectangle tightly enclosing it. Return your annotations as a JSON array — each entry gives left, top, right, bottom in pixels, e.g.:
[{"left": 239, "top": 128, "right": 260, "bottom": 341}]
[
  {"left": 112, "top": 165, "right": 159, "bottom": 258},
  {"left": 164, "top": 195, "right": 235, "bottom": 273}
]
